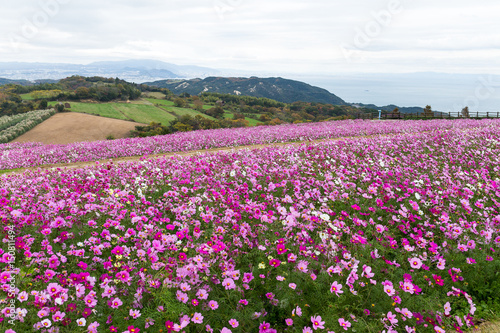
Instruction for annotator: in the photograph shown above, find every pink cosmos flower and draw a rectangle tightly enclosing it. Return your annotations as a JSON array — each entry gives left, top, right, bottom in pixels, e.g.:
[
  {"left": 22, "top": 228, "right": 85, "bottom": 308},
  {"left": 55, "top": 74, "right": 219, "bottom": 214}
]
[
  {"left": 444, "top": 302, "right": 451, "bottom": 316},
  {"left": 432, "top": 275, "right": 444, "bottom": 286},
  {"left": 297, "top": 260, "right": 309, "bottom": 273},
  {"left": 110, "top": 297, "right": 123, "bottom": 308},
  {"left": 384, "top": 285, "right": 396, "bottom": 296},
  {"left": 409, "top": 257, "right": 422, "bottom": 269},
  {"left": 401, "top": 308, "right": 413, "bottom": 318},
  {"left": 192, "top": 312, "right": 204, "bottom": 324},
  {"left": 223, "top": 278, "right": 236, "bottom": 290},
  {"left": 243, "top": 272, "right": 254, "bottom": 283},
  {"left": 208, "top": 300, "right": 219, "bottom": 310},
  {"left": 386, "top": 311, "right": 398, "bottom": 325},
  {"left": 37, "top": 308, "right": 49, "bottom": 318},
  {"left": 311, "top": 315, "right": 325, "bottom": 330},
  {"left": 259, "top": 322, "right": 271, "bottom": 332},
  {"left": 46, "top": 283, "right": 61, "bottom": 296},
  {"left": 286, "top": 318, "right": 293, "bottom": 326},
  {"left": 229, "top": 319, "right": 239, "bottom": 328},
  {"left": 221, "top": 328, "right": 232, "bottom": 333},
  {"left": 196, "top": 289, "right": 208, "bottom": 300},
  {"left": 130, "top": 309, "right": 141, "bottom": 319},
  {"left": 84, "top": 295, "right": 97, "bottom": 307},
  {"left": 180, "top": 282, "right": 191, "bottom": 291},
  {"left": 88, "top": 321, "right": 100, "bottom": 332},
  {"left": 44, "top": 269, "right": 56, "bottom": 280},
  {"left": 102, "top": 286, "right": 116, "bottom": 298},
  {"left": 176, "top": 291, "right": 188, "bottom": 303},
  {"left": 269, "top": 258, "right": 281, "bottom": 267},
  {"left": 303, "top": 327, "right": 313, "bottom": 333},
  {"left": 17, "top": 291, "right": 28, "bottom": 302},
  {"left": 331, "top": 281, "right": 343, "bottom": 296},
  {"left": 339, "top": 318, "right": 351, "bottom": 330},
  {"left": 111, "top": 246, "right": 124, "bottom": 255},
  {"left": 402, "top": 281, "right": 415, "bottom": 294},
  {"left": 292, "top": 306, "right": 302, "bottom": 317},
  {"left": 276, "top": 244, "right": 287, "bottom": 254},
  {"left": 77, "top": 261, "right": 88, "bottom": 270},
  {"left": 266, "top": 292, "right": 275, "bottom": 299}
]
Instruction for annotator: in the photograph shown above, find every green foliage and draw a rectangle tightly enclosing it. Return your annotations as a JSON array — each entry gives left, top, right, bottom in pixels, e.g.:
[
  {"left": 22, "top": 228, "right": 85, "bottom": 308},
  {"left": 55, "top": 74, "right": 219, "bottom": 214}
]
[
  {"left": 38, "top": 99, "right": 48, "bottom": 109},
  {"left": 174, "top": 97, "right": 187, "bottom": 108},
  {"left": 55, "top": 103, "right": 65, "bottom": 112}
]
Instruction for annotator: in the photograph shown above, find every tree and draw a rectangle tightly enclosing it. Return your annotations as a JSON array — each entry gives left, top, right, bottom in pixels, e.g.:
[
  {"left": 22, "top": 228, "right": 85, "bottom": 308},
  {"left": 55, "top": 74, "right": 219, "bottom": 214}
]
[
  {"left": 390, "top": 107, "right": 401, "bottom": 119},
  {"left": 461, "top": 106, "right": 470, "bottom": 118},
  {"left": 193, "top": 99, "right": 204, "bottom": 111},
  {"left": 173, "top": 122, "right": 193, "bottom": 132},
  {"left": 233, "top": 113, "right": 245, "bottom": 120},
  {"left": 39, "top": 100, "right": 48, "bottom": 109},
  {"left": 206, "top": 105, "right": 224, "bottom": 119},
  {"left": 55, "top": 103, "right": 65, "bottom": 112},
  {"left": 423, "top": 105, "right": 433, "bottom": 117},
  {"left": 75, "top": 87, "right": 90, "bottom": 99},
  {"left": 174, "top": 98, "right": 186, "bottom": 108}
]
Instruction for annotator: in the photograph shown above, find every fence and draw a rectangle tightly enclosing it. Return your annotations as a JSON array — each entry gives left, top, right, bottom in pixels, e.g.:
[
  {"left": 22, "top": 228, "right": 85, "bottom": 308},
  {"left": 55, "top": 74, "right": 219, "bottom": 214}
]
[{"left": 354, "top": 112, "right": 500, "bottom": 120}]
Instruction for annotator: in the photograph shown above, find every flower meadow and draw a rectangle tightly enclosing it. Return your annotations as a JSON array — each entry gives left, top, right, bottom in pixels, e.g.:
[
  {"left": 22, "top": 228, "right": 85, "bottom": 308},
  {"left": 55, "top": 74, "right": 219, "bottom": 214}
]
[
  {"left": 0, "top": 119, "right": 500, "bottom": 333},
  {"left": 0, "top": 118, "right": 499, "bottom": 170}
]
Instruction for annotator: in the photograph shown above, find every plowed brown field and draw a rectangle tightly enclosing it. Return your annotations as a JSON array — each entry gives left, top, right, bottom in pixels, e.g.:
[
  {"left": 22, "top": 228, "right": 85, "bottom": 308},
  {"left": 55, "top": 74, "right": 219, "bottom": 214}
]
[{"left": 12, "top": 112, "right": 145, "bottom": 145}]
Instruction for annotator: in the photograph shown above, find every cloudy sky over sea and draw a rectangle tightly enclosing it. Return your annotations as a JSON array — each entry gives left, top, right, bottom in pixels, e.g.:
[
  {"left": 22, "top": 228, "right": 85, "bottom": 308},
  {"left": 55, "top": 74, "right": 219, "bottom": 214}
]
[{"left": 1, "top": 0, "right": 499, "bottom": 75}]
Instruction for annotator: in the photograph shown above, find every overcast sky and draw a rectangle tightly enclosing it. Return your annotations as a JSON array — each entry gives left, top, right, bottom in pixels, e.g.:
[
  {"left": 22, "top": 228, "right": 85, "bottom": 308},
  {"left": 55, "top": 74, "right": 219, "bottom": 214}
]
[{"left": 1, "top": 0, "right": 499, "bottom": 75}]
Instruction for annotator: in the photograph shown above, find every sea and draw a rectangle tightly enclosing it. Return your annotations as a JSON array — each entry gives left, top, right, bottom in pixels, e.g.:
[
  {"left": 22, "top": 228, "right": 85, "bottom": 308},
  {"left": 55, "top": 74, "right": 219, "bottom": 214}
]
[{"left": 289, "top": 73, "right": 500, "bottom": 113}]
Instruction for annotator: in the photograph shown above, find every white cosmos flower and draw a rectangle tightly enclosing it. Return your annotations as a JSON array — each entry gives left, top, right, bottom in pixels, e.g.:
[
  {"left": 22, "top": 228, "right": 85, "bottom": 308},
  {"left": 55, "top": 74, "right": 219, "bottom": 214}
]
[{"left": 320, "top": 214, "right": 330, "bottom": 221}]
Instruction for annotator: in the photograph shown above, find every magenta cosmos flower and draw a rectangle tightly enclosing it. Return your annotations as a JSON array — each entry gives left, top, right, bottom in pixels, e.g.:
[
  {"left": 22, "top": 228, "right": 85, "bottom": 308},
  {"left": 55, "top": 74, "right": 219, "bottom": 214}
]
[{"left": 311, "top": 315, "right": 325, "bottom": 330}]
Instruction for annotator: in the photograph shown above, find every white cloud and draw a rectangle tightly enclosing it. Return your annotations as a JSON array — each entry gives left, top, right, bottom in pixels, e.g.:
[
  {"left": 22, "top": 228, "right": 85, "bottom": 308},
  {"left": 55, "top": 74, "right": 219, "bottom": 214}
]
[{"left": 0, "top": 0, "right": 499, "bottom": 74}]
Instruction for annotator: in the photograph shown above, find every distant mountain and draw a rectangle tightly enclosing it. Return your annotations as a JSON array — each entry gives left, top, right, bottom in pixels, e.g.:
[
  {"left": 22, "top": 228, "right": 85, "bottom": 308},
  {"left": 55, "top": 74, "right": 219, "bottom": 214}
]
[
  {"left": 88, "top": 60, "right": 220, "bottom": 78},
  {"left": 0, "top": 77, "right": 33, "bottom": 86},
  {"left": 144, "top": 76, "right": 347, "bottom": 105},
  {"left": 351, "top": 103, "right": 427, "bottom": 114},
  {"left": 0, "top": 59, "right": 221, "bottom": 83}
]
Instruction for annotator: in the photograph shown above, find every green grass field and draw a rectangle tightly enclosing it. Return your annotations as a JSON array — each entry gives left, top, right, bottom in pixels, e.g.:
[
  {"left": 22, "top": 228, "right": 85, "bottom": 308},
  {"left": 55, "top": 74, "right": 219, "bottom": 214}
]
[
  {"left": 223, "top": 111, "right": 262, "bottom": 126},
  {"left": 48, "top": 102, "right": 129, "bottom": 120},
  {"left": 141, "top": 92, "right": 166, "bottom": 99},
  {"left": 45, "top": 100, "right": 261, "bottom": 127},
  {"left": 20, "top": 93, "right": 34, "bottom": 100},
  {"left": 48, "top": 101, "right": 176, "bottom": 125},
  {"left": 111, "top": 104, "right": 177, "bottom": 125},
  {"left": 146, "top": 98, "right": 215, "bottom": 120},
  {"left": 145, "top": 98, "right": 176, "bottom": 107}
]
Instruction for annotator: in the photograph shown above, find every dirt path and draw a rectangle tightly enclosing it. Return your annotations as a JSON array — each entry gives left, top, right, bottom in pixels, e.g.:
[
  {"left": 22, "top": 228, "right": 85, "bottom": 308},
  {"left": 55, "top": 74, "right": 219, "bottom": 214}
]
[{"left": 12, "top": 113, "right": 145, "bottom": 145}]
